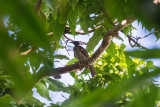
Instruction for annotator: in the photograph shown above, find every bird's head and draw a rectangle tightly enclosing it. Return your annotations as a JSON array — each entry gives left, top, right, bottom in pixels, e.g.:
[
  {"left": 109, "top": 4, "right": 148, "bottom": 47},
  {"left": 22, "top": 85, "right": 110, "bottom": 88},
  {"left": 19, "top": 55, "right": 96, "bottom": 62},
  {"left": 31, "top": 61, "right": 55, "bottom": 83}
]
[{"left": 70, "top": 41, "right": 80, "bottom": 45}]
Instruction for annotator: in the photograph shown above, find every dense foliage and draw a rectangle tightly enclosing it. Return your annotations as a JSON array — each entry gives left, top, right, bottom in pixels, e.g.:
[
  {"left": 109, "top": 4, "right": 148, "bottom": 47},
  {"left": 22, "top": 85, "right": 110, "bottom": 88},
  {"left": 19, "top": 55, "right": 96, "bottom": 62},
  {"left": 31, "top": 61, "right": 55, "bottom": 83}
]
[{"left": 0, "top": 0, "right": 160, "bottom": 106}]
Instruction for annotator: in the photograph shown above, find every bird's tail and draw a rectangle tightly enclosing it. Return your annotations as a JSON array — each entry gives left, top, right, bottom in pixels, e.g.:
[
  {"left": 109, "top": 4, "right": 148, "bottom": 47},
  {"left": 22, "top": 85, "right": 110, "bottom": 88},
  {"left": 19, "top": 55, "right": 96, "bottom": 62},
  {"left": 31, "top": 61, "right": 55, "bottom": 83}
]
[{"left": 89, "top": 65, "right": 96, "bottom": 78}]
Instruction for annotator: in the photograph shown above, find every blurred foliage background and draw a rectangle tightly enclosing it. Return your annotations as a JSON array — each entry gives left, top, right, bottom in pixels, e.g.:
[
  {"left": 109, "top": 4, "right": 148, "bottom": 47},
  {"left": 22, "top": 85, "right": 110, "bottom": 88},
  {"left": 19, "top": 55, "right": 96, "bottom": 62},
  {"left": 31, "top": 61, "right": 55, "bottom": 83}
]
[{"left": 0, "top": 0, "right": 160, "bottom": 106}]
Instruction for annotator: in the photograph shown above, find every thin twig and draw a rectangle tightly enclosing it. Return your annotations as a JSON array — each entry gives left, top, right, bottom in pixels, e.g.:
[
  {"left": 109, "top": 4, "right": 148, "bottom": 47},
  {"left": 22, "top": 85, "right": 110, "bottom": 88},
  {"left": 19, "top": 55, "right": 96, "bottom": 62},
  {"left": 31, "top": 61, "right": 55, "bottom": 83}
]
[
  {"left": 63, "top": 34, "right": 74, "bottom": 41},
  {"left": 47, "top": 25, "right": 102, "bottom": 36},
  {"left": 127, "top": 35, "right": 148, "bottom": 50},
  {"left": 64, "top": 38, "right": 70, "bottom": 56},
  {"left": 137, "top": 30, "right": 159, "bottom": 39},
  {"left": 20, "top": 47, "right": 32, "bottom": 55},
  {"left": 127, "top": 30, "right": 159, "bottom": 49}
]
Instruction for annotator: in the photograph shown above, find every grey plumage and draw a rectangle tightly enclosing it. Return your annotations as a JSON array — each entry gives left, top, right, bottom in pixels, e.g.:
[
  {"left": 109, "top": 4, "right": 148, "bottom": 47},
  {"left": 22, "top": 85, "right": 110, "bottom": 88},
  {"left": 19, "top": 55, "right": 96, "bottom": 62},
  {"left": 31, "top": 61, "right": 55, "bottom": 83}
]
[{"left": 70, "top": 41, "right": 96, "bottom": 77}]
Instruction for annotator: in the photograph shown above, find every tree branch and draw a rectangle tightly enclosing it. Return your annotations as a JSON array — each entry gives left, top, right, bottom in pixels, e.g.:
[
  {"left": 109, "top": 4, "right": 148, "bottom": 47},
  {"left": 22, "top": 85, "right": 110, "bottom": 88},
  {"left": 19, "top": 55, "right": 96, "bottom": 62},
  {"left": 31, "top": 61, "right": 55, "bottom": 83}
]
[
  {"left": 16, "top": 17, "right": 135, "bottom": 103},
  {"left": 127, "top": 35, "right": 148, "bottom": 50},
  {"left": 126, "top": 30, "right": 159, "bottom": 49},
  {"left": 63, "top": 34, "right": 74, "bottom": 41},
  {"left": 20, "top": 17, "right": 135, "bottom": 78},
  {"left": 35, "top": 0, "right": 42, "bottom": 13},
  {"left": 47, "top": 25, "right": 102, "bottom": 36},
  {"left": 20, "top": 47, "right": 32, "bottom": 55},
  {"left": 46, "top": 17, "right": 136, "bottom": 78}
]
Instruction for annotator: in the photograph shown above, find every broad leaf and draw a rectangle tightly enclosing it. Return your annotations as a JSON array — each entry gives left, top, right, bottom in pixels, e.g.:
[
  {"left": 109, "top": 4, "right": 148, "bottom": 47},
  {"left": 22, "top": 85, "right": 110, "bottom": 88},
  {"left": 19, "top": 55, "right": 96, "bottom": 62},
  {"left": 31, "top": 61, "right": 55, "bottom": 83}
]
[
  {"left": 125, "top": 49, "right": 160, "bottom": 59},
  {"left": 35, "top": 82, "right": 52, "bottom": 101},
  {"left": 0, "top": 94, "right": 16, "bottom": 107},
  {"left": 69, "top": 69, "right": 160, "bottom": 107},
  {"left": 106, "top": 41, "right": 117, "bottom": 58},
  {"left": 54, "top": 54, "right": 69, "bottom": 60},
  {"left": 86, "top": 27, "right": 103, "bottom": 52}
]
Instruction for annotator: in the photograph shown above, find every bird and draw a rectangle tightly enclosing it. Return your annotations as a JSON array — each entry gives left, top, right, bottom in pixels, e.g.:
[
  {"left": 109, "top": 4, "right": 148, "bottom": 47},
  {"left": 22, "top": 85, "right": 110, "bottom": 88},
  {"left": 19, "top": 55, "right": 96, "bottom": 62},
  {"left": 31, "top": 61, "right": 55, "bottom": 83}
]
[{"left": 70, "top": 41, "right": 96, "bottom": 77}]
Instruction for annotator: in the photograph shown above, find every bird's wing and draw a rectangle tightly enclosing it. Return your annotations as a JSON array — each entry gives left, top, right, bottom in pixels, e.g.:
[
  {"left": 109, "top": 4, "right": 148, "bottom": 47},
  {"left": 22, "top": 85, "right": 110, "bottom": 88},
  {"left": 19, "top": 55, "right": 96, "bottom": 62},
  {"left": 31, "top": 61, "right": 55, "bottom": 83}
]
[{"left": 78, "top": 46, "right": 89, "bottom": 58}]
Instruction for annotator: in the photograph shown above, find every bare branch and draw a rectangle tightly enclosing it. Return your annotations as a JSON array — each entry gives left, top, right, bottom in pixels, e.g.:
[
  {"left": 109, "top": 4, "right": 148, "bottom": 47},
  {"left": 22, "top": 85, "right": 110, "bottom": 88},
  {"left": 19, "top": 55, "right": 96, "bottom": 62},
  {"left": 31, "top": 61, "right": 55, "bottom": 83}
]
[
  {"left": 35, "top": 0, "right": 42, "bottom": 13},
  {"left": 63, "top": 35, "right": 71, "bottom": 56},
  {"left": 127, "top": 35, "right": 148, "bottom": 50},
  {"left": 126, "top": 30, "right": 159, "bottom": 49},
  {"left": 47, "top": 25, "right": 102, "bottom": 36},
  {"left": 20, "top": 47, "right": 32, "bottom": 55},
  {"left": 20, "top": 17, "right": 135, "bottom": 78},
  {"left": 90, "top": 17, "right": 135, "bottom": 64},
  {"left": 137, "top": 30, "right": 159, "bottom": 39},
  {"left": 47, "top": 32, "right": 53, "bottom": 36},
  {"left": 63, "top": 34, "right": 74, "bottom": 41}
]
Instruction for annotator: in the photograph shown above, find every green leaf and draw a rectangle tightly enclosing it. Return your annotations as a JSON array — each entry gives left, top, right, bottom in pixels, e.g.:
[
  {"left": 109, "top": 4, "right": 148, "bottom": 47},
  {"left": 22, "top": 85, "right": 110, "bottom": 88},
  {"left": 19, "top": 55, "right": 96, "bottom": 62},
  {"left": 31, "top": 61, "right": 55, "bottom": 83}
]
[
  {"left": 68, "top": 0, "right": 79, "bottom": 10},
  {"left": 43, "top": 0, "right": 54, "bottom": 10},
  {"left": 70, "top": 71, "right": 78, "bottom": 79},
  {"left": 127, "top": 0, "right": 160, "bottom": 31},
  {"left": 22, "top": 91, "right": 45, "bottom": 106},
  {"left": 29, "top": 54, "right": 42, "bottom": 72},
  {"left": 102, "top": 19, "right": 114, "bottom": 30},
  {"left": 146, "top": 61, "right": 154, "bottom": 69},
  {"left": 81, "top": 69, "right": 90, "bottom": 76},
  {"left": 154, "top": 31, "right": 160, "bottom": 40},
  {"left": 69, "top": 68, "right": 160, "bottom": 107},
  {"left": 47, "top": 78, "right": 68, "bottom": 92},
  {"left": 132, "top": 58, "right": 140, "bottom": 64},
  {"left": 125, "top": 49, "right": 160, "bottom": 59},
  {"left": 122, "top": 25, "right": 133, "bottom": 36},
  {"left": 104, "top": 0, "right": 128, "bottom": 22},
  {"left": 68, "top": 8, "right": 78, "bottom": 34},
  {"left": 126, "top": 84, "right": 159, "bottom": 107},
  {"left": 0, "top": 0, "right": 50, "bottom": 49},
  {"left": 106, "top": 41, "right": 117, "bottom": 57},
  {"left": 53, "top": 19, "right": 66, "bottom": 41},
  {"left": 66, "top": 58, "right": 78, "bottom": 65},
  {"left": 52, "top": 0, "right": 69, "bottom": 24},
  {"left": 54, "top": 54, "right": 70, "bottom": 60},
  {"left": 120, "top": 43, "right": 126, "bottom": 50},
  {"left": 0, "top": 94, "right": 16, "bottom": 107},
  {"left": 35, "top": 82, "right": 52, "bottom": 101},
  {"left": 52, "top": 0, "right": 69, "bottom": 41},
  {"left": 79, "top": 14, "right": 89, "bottom": 33},
  {"left": 86, "top": 28, "right": 103, "bottom": 52}
]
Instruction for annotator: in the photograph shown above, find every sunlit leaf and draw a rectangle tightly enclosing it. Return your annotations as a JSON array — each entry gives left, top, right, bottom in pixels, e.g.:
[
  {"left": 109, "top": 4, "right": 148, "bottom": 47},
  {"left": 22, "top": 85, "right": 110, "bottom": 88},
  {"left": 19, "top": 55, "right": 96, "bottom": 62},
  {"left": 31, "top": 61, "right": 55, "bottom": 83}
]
[
  {"left": 106, "top": 41, "right": 117, "bottom": 57},
  {"left": 69, "top": 69, "right": 160, "bottom": 107}
]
